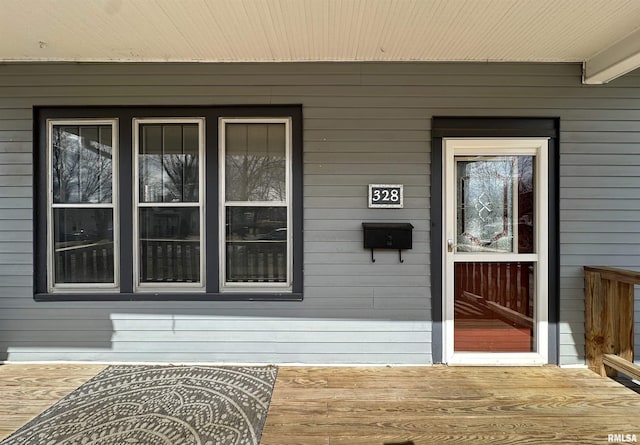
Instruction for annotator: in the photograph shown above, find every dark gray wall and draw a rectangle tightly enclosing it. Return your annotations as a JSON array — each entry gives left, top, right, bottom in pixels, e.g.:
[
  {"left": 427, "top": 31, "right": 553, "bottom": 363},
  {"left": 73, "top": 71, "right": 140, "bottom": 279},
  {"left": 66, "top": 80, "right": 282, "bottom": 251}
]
[{"left": 0, "top": 62, "right": 638, "bottom": 365}]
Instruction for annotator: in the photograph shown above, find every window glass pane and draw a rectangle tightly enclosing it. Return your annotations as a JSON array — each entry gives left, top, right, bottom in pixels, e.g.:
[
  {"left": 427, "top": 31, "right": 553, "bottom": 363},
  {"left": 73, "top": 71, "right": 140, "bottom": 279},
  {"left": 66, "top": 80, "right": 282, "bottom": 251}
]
[
  {"left": 225, "top": 123, "right": 286, "bottom": 201},
  {"left": 182, "top": 124, "right": 199, "bottom": 155},
  {"left": 53, "top": 208, "right": 114, "bottom": 283},
  {"left": 226, "top": 206, "right": 287, "bottom": 282},
  {"left": 455, "top": 156, "right": 535, "bottom": 254},
  {"left": 517, "top": 156, "right": 535, "bottom": 254},
  {"left": 139, "top": 207, "right": 200, "bottom": 283},
  {"left": 52, "top": 125, "right": 113, "bottom": 204},
  {"left": 139, "top": 124, "right": 199, "bottom": 203}
]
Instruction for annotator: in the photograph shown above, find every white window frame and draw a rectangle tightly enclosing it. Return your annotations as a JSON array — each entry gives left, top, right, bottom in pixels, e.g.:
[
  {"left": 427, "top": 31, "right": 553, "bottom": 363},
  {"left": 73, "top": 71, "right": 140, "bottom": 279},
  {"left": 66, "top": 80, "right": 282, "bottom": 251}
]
[
  {"left": 46, "top": 119, "right": 120, "bottom": 292},
  {"left": 219, "top": 117, "right": 293, "bottom": 293},
  {"left": 133, "top": 118, "right": 206, "bottom": 292}
]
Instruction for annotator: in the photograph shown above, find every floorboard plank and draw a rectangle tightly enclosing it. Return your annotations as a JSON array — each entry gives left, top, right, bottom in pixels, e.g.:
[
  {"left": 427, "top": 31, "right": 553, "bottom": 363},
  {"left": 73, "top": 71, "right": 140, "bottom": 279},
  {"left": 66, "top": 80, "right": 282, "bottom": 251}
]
[
  {"left": 1, "top": 364, "right": 639, "bottom": 444},
  {"left": 263, "top": 366, "right": 640, "bottom": 444}
]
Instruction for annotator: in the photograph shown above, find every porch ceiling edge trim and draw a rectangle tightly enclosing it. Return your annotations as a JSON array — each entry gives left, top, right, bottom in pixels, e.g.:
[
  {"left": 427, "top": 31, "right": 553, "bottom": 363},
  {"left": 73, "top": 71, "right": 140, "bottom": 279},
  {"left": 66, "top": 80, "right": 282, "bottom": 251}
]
[{"left": 583, "top": 27, "right": 640, "bottom": 84}]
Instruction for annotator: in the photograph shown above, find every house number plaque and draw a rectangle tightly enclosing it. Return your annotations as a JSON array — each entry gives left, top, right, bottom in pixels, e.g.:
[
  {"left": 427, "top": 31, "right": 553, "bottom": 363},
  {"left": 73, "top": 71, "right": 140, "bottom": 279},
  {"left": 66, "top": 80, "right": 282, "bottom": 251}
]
[{"left": 368, "top": 184, "right": 404, "bottom": 208}]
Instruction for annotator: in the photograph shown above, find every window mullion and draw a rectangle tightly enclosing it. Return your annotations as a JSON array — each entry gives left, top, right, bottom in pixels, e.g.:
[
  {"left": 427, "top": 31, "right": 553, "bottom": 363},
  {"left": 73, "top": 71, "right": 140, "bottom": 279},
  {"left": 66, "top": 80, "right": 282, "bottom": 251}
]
[{"left": 224, "top": 201, "right": 288, "bottom": 207}]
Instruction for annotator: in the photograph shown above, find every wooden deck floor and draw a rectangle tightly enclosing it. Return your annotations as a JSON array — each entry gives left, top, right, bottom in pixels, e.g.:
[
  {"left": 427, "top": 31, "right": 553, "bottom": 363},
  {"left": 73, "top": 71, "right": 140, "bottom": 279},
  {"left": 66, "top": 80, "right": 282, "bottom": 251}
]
[{"left": 1, "top": 364, "right": 639, "bottom": 444}]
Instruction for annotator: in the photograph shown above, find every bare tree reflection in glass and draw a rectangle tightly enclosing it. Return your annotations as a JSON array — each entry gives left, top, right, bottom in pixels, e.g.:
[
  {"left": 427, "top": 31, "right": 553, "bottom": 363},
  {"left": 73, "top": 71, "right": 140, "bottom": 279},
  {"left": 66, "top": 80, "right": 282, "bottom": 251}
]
[
  {"left": 224, "top": 123, "right": 288, "bottom": 284},
  {"left": 52, "top": 126, "right": 113, "bottom": 204},
  {"left": 137, "top": 123, "right": 202, "bottom": 284},
  {"left": 51, "top": 125, "right": 115, "bottom": 284}
]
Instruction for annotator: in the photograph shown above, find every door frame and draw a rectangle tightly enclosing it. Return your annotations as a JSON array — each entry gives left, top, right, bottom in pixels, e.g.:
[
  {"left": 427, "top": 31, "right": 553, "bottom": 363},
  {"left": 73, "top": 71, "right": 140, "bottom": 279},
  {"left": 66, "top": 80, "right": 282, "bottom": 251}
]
[
  {"left": 430, "top": 117, "right": 560, "bottom": 365},
  {"left": 443, "top": 138, "right": 549, "bottom": 365}
]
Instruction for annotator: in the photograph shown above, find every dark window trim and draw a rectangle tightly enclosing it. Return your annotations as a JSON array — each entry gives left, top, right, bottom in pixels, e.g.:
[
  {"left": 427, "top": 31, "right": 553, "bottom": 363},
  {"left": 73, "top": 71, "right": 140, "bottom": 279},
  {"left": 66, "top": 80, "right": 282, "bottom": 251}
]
[
  {"left": 34, "top": 292, "right": 303, "bottom": 302},
  {"left": 34, "top": 105, "right": 304, "bottom": 302},
  {"left": 430, "top": 116, "right": 560, "bottom": 364}
]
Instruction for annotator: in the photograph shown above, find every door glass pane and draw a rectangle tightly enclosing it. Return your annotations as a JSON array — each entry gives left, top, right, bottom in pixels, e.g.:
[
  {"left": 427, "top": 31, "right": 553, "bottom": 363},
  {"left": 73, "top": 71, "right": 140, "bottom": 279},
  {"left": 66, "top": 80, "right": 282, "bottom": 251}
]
[
  {"left": 456, "top": 156, "right": 534, "bottom": 253},
  {"left": 139, "top": 124, "right": 199, "bottom": 203},
  {"left": 454, "top": 262, "right": 535, "bottom": 352},
  {"left": 53, "top": 208, "right": 114, "bottom": 283},
  {"left": 52, "top": 125, "right": 113, "bottom": 204},
  {"left": 225, "top": 123, "right": 286, "bottom": 201},
  {"left": 225, "top": 206, "right": 287, "bottom": 283},
  {"left": 139, "top": 207, "right": 200, "bottom": 283}
]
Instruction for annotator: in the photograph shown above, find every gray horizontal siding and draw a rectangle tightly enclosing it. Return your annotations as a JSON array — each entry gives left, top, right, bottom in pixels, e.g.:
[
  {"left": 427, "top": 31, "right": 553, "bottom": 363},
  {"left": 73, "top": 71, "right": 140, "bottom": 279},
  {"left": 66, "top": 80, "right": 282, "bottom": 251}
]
[{"left": 0, "top": 61, "right": 638, "bottom": 365}]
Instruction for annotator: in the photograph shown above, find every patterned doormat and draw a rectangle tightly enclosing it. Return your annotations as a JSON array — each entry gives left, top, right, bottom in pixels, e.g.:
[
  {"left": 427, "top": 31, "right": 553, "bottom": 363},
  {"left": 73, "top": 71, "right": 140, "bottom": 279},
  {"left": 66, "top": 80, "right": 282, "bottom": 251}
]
[{"left": 1, "top": 365, "right": 278, "bottom": 445}]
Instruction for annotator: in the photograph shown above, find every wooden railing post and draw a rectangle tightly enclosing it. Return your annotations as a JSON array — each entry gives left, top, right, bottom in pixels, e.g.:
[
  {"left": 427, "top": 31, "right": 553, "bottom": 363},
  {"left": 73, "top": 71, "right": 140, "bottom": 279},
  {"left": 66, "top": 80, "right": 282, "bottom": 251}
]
[
  {"left": 617, "top": 281, "right": 635, "bottom": 364},
  {"left": 584, "top": 266, "right": 638, "bottom": 378},
  {"left": 584, "top": 268, "right": 605, "bottom": 375}
]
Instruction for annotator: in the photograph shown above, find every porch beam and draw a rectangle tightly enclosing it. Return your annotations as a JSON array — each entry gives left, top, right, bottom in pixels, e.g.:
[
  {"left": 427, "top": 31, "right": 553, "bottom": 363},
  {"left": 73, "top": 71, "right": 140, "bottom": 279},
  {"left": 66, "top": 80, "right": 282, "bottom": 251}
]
[{"left": 583, "top": 27, "right": 640, "bottom": 84}]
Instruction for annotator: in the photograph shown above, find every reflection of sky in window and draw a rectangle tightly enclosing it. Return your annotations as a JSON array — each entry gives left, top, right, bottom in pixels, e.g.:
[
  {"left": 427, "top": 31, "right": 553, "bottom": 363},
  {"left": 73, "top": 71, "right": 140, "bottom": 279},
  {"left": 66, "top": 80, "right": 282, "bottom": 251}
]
[
  {"left": 225, "top": 123, "right": 286, "bottom": 202},
  {"left": 139, "top": 124, "right": 199, "bottom": 203},
  {"left": 52, "top": 126, "right": 113, "bottom": 204}
]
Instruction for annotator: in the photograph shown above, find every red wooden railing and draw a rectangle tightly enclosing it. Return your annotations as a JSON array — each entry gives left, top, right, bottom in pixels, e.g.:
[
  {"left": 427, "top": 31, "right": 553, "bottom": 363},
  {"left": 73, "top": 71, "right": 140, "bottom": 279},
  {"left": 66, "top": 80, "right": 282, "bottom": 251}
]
[{"left": 455, "top": 262, "right": 533, "bottom": 318}]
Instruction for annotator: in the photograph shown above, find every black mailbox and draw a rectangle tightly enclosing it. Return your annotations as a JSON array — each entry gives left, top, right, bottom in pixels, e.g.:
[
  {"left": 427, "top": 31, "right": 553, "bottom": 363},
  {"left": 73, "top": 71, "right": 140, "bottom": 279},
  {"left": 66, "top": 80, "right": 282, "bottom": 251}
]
[{"left": 362, "top": 222, "right": 413, "bottom": 263}]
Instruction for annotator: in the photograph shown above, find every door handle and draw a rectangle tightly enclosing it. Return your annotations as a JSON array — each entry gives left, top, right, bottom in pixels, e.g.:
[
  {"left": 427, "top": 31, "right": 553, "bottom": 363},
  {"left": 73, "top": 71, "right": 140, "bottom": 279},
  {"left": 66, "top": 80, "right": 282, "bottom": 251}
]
[{"left": 447, "top": 239, "right": 456, "bottom": 252}]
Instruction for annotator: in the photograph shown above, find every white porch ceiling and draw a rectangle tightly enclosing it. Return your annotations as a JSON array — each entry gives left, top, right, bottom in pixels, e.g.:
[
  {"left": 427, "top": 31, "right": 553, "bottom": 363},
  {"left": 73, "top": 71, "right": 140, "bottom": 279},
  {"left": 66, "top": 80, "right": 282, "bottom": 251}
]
[{"left": 3, "top": 0, "right": 640, "bottom": 83}]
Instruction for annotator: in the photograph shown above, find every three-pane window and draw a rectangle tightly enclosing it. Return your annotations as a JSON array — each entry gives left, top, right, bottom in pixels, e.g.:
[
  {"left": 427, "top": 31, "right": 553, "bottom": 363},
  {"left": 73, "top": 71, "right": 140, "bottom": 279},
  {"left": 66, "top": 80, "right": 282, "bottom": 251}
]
[{"left": 38, "top": 108, "right": 301, "bottom": 299}]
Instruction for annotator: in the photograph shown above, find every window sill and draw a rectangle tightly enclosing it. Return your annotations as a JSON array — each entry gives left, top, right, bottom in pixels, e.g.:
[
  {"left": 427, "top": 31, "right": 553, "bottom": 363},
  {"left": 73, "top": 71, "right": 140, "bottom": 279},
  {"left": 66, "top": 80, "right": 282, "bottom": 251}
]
[{"left": 34, "top": 292, "right": 303, "bottom": 302}]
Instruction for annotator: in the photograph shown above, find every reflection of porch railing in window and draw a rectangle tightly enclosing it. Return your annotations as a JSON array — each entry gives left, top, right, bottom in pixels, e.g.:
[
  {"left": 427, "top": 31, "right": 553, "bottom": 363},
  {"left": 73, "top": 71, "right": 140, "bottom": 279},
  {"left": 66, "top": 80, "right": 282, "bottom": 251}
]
[
  {"left": 455, "top": 262, "right": 534, "bottom": 327},
  {"left": 55, "top": 241, "right": 114, "bottom": 283},
  {"left": 226, "top": 240, "right": 286, "bottom": 283},
  {"left": 140, "top": 239, "right": 200, "bottom": 283}
]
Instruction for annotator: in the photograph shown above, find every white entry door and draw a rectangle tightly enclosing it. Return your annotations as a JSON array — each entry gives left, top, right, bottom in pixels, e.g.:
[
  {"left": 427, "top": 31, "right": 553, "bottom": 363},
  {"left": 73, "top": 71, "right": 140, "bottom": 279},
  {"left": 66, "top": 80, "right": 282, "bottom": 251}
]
[{"left": 443, "top": 139, "right": 549, "bottom": 365}]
